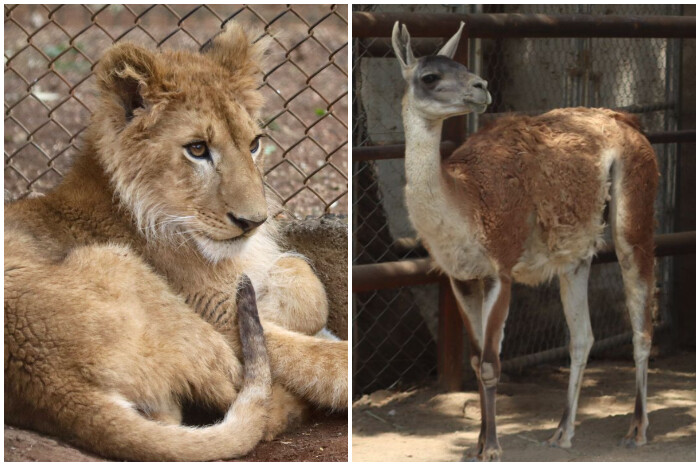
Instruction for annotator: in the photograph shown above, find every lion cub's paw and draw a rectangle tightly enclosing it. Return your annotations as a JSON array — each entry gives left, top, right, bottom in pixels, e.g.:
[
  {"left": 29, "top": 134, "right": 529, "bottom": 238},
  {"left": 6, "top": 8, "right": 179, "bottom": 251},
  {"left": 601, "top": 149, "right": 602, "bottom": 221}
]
[{"left": 262, "top": 384, "right": 310, "bottom": 441}]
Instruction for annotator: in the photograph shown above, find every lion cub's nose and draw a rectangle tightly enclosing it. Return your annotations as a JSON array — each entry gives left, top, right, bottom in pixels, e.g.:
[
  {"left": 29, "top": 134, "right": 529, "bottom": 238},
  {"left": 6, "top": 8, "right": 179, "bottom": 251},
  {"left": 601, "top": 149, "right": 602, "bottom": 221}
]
[{"left": 226, "top": 212, "right": 267, "bottom": 233}]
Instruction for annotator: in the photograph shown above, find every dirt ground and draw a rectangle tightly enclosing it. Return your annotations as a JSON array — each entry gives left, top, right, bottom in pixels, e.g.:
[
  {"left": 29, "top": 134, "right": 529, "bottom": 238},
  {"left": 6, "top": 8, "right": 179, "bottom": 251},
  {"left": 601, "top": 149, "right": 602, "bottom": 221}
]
[
  {"left": 353, "top": 350, "right": 695, "bottom": 462},
  {"left": 4, "top": 410, "right": 347, "bottom": 462}
]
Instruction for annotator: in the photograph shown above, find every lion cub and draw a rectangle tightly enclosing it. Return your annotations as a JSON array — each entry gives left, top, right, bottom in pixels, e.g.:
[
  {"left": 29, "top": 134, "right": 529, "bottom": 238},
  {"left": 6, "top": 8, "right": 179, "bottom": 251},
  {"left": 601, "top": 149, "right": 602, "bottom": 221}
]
[{"left": 4, "top": 23, "right": 347, "bottom": 461}]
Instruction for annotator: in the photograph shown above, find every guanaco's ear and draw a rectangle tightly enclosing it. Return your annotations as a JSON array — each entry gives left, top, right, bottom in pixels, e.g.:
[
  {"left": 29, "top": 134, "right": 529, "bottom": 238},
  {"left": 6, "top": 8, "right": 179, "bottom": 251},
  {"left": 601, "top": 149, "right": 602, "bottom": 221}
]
[
  {"left": 202, "top": 21, "right": 269, "bottom": 74},
  {"left": 95, "top": 43, "right": 164, "bottom": 122},
  {"left": 436, "top": 22, "right": 465, "bottom": 59},
  {"left": 391, "top": 21, "right": 416, "bottom": 73}
]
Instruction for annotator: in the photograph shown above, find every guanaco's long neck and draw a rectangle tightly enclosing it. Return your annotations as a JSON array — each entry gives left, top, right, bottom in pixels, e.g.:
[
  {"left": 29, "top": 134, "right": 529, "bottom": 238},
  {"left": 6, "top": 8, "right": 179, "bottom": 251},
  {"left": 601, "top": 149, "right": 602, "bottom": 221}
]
[{"left": 402, "top": 102, "right": 445, "bottom": 198}]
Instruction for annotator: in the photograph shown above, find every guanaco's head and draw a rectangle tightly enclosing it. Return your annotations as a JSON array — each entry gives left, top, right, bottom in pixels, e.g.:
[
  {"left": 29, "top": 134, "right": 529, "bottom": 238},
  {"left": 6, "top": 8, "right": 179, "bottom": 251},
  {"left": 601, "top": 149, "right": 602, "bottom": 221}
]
[{"left": 391, "top": 21, "right": 491, "bottom": 120}]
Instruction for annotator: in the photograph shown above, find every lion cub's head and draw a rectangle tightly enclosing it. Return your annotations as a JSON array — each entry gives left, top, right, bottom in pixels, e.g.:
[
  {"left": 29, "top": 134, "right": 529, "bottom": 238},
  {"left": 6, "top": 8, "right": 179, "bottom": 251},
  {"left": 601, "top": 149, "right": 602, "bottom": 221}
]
[{"left": 90, "top": 22, "right": 272, "bottom": 261}]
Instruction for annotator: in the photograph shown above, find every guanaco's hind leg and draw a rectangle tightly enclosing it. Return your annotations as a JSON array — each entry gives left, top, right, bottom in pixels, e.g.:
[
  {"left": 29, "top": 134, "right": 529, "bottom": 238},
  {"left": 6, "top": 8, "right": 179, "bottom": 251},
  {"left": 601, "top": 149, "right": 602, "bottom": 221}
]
[
  {"left": 610, "top": 152, "right": 657, "bottom": 447},
  {"left": 547, "top": 259, "right": 594, "bottom": 448},
  {"left": 615, "top": 232, "right": 655, "bottom": 447}
]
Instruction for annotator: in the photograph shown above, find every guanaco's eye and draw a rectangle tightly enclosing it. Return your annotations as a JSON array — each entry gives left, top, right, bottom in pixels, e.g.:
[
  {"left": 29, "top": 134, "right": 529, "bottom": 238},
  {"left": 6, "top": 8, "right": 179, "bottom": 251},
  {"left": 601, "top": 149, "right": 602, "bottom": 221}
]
[
  {"left": 421, "top": 74, "right": 440, "bottom": 85},
  {"left": 184, "top": 142, "right": 210, "bottom": 160},
  {"left": 250, "top": 135, "right": 262, "bottom": 154}
]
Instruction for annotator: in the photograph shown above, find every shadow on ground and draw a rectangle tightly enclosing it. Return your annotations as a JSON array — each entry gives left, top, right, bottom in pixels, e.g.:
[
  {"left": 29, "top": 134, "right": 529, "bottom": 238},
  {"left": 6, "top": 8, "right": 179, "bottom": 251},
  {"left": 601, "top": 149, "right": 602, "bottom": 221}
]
[{"left": 353, "top": 350, "right": 695, "bottom": 462}]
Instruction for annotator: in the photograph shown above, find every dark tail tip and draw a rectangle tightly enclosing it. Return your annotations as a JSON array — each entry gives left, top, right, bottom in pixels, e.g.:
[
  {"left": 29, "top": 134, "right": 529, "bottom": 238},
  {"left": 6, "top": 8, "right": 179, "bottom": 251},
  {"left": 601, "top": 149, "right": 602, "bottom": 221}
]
[
  {"left": 236, "top": 274, "right": 266, "bottom": 365},
  {"left": 236, "top": 275, "right": 256, "bottom": 314}
]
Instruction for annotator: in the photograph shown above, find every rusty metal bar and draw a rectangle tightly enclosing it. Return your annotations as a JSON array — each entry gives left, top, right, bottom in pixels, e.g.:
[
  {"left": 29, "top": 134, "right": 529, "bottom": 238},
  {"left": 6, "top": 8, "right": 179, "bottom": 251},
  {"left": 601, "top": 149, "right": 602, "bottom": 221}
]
[
  {"left": 438, "top": 277, "right": 464, "bottom": 391},
  {"left": 593, "top": 230, "right": 695, "bottom": 264},
  {"left": 352, "top": 130, "right": 694, "bottom": 162},
  {"left": 352, "top": 141, "right": 457, "bottom": 163},
  {"left": 357, "top": 38, "right": 444, "bottom": 58},
  {"left": 353, "top": 258, "right": 435, "bottom": 293},
  {"left": 501, "top": 322, "right": 671, "bottom": 373},
  {"left": 352, "top": 231, "right": 696, "bottom": 293},
  {"left": 646, "top": 129, "right": 696, "bottom": 144},
  {"left": 436, "top": 36, "right": 470, "bottom": 391},
  {"left": 353, "top": 12, "right": 696, "bottom": 39}
]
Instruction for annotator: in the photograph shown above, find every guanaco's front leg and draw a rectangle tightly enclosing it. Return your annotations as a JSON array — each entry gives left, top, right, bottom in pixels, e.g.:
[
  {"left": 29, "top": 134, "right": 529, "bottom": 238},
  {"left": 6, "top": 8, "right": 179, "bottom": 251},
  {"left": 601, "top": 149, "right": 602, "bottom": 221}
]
[
  {"left": 450, "top": 278, "right": 486, "bottom": 455},
  {"left": 479, "top": 275, "right": 512, "bottom": 462}
]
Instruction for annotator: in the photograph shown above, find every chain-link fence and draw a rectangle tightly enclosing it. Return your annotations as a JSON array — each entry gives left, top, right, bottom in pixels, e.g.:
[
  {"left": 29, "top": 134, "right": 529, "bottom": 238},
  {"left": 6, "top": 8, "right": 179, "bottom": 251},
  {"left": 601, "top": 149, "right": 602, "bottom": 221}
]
[
  {"left": 352, "top": 4, "right": 692, "bottom": 395},
  {"left": 5, "top": 4, "right": 348, "bottom": 218}
]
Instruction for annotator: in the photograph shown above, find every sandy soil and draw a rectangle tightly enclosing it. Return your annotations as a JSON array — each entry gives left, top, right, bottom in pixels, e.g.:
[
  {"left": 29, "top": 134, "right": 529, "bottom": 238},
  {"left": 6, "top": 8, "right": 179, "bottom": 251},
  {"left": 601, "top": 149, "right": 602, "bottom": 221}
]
[
  {"left": 4, "top": 410, "right": 347, "bottom": 462},
  {"left": 353, "top": 350, "right": 695, "bottom": 462}
]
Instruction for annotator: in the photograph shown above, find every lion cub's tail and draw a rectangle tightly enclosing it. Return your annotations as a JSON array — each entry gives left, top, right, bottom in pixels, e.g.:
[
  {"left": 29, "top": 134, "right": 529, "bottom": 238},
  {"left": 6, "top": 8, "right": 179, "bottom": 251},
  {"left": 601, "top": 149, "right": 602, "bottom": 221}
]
[{"left": 77, "top": 276, "right": 271, "bottom": 461}]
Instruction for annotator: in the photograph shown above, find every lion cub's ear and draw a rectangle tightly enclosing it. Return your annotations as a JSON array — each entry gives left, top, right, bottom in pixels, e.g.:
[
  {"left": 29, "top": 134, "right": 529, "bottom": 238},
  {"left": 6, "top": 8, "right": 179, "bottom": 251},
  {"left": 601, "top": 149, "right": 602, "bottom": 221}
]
[
  {"left": 95, "top": 43, "right": 165, "bottom": 122},
  {"left": 202, "top": 21, "right": 269, "bottom": 76}
]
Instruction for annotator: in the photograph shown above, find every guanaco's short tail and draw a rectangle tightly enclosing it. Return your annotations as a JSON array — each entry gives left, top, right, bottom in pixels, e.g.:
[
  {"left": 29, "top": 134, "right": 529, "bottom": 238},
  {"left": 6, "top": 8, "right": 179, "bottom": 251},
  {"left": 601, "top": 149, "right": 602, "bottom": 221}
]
[{"left": 68, "top": 275, "right": 272, "bottom": 461}]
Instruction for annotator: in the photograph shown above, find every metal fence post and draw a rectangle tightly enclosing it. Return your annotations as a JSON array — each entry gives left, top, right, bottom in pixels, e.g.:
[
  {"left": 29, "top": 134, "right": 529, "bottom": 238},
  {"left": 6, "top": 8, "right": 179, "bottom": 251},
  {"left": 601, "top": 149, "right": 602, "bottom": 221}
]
[
  {"left": 438, "top": 277, "right": 464, "bottom": 391},
  {"left": 437, "top": 32, "right": 469, "bottom": 392}
]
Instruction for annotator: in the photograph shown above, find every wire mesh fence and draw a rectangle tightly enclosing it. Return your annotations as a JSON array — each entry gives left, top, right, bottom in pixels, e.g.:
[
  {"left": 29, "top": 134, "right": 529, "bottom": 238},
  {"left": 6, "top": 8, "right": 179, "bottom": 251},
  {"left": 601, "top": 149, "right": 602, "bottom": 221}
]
[
  {"left": 352, "top": 4, "right": 689, "bottom": 395},
  {"left": 5, "top": 4, "right": 348, "bottom": 218}
]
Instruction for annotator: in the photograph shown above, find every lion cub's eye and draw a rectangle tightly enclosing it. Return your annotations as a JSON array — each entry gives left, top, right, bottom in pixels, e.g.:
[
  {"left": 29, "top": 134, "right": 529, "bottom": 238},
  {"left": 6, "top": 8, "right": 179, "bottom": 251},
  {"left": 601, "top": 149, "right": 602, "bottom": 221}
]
[
  {"left": 184, "top": 142, "right": 211, "bottom": 160},
  {"left": 250, "top": 135, "right": 262, "bottom": 155}
]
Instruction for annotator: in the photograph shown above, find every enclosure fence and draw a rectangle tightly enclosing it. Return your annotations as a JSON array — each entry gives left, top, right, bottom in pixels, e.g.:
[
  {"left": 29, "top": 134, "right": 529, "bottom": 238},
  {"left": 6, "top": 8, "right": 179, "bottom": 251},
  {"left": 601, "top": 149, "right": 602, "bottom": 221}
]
[
  {"left": 5, "top": 4, "right": 348, "bottom": 219},
  {"left": 352, "top": 5, "right": 695, "bottom": 396}
]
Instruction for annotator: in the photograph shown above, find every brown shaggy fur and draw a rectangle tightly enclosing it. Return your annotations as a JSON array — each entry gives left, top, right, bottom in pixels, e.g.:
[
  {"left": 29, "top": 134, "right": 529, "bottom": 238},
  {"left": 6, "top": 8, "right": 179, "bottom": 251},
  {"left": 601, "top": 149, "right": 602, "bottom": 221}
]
[
  {"left": 441, "top": 107, "right": 659, "bottom": 457},
  {"left": 4, "top": 22, "right": 347, "bottom": 461},
  {"left": 444, "top": 107, "right": 658, "bottom": 278}
]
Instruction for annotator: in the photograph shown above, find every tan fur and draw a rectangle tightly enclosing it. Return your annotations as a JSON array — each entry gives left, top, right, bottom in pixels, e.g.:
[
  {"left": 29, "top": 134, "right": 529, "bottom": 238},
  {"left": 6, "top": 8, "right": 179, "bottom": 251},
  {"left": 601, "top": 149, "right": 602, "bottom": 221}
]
[{"left": 5, "top": 22, "right": 347, "bottom": 461}]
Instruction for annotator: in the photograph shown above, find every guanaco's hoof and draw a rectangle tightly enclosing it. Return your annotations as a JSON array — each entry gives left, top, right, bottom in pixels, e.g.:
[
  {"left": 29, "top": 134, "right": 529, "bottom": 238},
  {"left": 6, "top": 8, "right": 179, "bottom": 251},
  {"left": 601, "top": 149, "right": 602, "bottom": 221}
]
[
  {"left": 545, "top": 428, "right": 572, "bottom": 449},
  {"left": 620, "top": 425, "right": 647, "bottom": 448},
  {"left": 478, "top": 446, "right": 502, "bottom": 462}
]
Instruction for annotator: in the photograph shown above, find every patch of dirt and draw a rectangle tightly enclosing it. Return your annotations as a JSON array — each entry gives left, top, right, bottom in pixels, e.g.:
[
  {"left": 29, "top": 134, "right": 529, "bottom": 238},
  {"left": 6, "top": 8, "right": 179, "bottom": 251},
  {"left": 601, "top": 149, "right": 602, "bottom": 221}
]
[
  {"left": 4, "top": 410, "right": 347, "bottom": 462},
  {"left": 239, "top": 410, "right": 348, "bottom": 462},
  {"left": 353, "top": 351, "right": 695, "bottom": 462}
]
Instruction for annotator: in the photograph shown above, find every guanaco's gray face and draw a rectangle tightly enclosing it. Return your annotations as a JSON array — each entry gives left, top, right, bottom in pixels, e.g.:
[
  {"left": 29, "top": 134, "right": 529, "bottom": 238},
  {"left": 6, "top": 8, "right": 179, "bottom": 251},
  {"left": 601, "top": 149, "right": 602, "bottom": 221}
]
[{"left": 392, "top": 21, "right": 492, "bottom": 120}]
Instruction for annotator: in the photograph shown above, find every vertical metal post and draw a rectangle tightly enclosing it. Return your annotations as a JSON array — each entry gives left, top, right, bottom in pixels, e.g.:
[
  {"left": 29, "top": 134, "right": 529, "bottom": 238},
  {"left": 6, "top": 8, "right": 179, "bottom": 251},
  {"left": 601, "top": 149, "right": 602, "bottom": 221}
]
[
  {"left": 437, "top": 32, "right": 469, "bottom": 392},
  {"left": 658, "top": 4, "right": 682, "bottom": 349},
  {"left": 673, "top": 3, "right": 695, "bottom": 349},
  {"left": 438, "top": 277, "right": 463, "bottom": 391},
  {"left": 468, "top": 4, "right": 483, "bottom": 135}
]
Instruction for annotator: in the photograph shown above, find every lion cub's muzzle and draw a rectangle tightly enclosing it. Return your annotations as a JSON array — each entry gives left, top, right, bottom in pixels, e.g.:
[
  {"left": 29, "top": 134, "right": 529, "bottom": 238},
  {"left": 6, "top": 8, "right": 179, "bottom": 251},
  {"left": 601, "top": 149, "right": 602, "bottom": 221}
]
[{"left": 227, "top": 211, "right": 267, "bottom": 234}]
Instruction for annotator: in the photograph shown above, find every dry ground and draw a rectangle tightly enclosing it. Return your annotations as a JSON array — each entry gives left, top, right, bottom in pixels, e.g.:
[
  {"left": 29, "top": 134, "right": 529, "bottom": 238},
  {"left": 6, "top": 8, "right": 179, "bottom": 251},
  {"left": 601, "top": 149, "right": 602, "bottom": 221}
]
[
  {"left": 353, "top": 350, "right": 695, "bottom": 462},
  {"left": 5, "top": 409, "right": 347, "bottom": 462}
]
